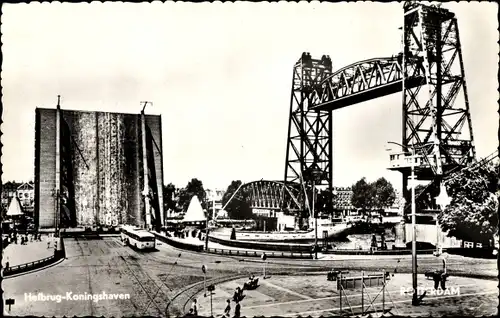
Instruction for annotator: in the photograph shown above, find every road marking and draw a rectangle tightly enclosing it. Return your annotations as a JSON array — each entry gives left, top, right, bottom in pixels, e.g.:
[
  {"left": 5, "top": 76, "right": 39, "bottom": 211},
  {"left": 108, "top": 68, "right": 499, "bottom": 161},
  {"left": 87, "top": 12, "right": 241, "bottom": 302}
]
[
  {"left": 261, "top": 280, "right": 313, "bottom": 300},
  {"left": 245, "top": 283, "right": 484, "bottom": 309},
  {"left": 279, "top": 290, "right": 498, "bottom": 316}
]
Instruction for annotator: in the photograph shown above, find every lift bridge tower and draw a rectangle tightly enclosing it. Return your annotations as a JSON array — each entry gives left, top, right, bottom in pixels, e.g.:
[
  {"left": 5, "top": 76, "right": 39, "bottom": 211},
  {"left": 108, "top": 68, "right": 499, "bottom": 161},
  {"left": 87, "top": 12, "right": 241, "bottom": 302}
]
[
  {"left": 391, "top": 2, "right": 476, "bottom": 203},
  {"left": 284, "top": 2, "right": 476, "bottom": 214},
  {"left": 283, "top": 53, "right": 333, "bottom": 216}
]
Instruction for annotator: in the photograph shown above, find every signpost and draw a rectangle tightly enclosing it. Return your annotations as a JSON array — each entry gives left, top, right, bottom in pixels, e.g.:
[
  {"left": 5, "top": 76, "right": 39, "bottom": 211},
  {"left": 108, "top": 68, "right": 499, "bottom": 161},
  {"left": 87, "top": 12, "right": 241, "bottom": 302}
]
[
  {"left": 6, "top": 298, "right": 14, "bottom": 312},
  {"left": 435, "top": 183, "right": 451, "bottom": 256},
  {"left": 261, "top": 253, "right": 267, "bottom": 279},
  {"left": 202, "top": 265, "right": 207, "bottom": 297},
  {"left": 207, "top": 284, "right": 215, "bottom": 317}
]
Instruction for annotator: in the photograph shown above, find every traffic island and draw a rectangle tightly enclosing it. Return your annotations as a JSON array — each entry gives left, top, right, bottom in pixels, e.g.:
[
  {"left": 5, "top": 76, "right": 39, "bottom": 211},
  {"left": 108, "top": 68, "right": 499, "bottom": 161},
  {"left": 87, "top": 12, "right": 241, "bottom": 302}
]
[
  {"left": 194, "top": 273, "right": 498, "bottom": 317},
  {"left": 2, "top": 235, "right": 65, "bottom": 277}
]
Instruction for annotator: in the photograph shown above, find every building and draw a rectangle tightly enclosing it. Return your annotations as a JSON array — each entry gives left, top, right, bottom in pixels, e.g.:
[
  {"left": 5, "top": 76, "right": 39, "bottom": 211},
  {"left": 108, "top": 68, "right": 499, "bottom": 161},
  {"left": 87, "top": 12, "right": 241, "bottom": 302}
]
[
  {"left": 205, "top": 188, "right": 225, "bottom": 218},
  {"left": 182, "top": 195, "right": 207, "bottom": 227},
  {"left": 16, "top": 182, "right": 35, "bottom": 216},
  {"left": 332, "top": 187, "right": 357, "bottom": 217},
  {"left": 1, "top": 181, "right": 21, "bottom": 216},
  {"left": 34, "top": 106, "right": 164, "bottom": 230}
]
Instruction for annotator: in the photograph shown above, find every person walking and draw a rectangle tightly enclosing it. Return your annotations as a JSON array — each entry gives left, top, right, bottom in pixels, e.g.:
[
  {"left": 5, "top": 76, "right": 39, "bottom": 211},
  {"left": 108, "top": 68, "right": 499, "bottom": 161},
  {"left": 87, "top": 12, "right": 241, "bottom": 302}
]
[
  {"left": 432, "top": 271, "right": 441, "bottom": 290},
  {"left": 233, "top": 299, "right": 241, "bottom": 318},
  {"left": 191, "top": 299, "right": 198, "bottom": 316},
  {"left": 440, "top": 271, "right": 447, "bottom": 290},
  {"left": 224, "top": 299, "right": 231, "bottom": 317}
]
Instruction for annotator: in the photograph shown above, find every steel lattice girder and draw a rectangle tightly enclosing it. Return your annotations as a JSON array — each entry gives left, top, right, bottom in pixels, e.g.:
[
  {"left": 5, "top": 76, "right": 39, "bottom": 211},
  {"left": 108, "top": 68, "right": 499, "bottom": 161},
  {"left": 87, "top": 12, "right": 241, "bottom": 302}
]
[
  {"left": 232, "top": 180, "right": 303, "bottom": 212},
  {"left": 304, "top": 4, "right": 475, "bottom": 180},
  {"left": 284, "top": 53, "right": 333, "bottom": 212},
  {"left": 310, "top": 57, "right": 426, "bottom": 111},
  {"left": 279, "top": 4, "right": 475, "bottom": 215},
  {"left": 402, "top": 4, "right": 476, "bottom": 180}
]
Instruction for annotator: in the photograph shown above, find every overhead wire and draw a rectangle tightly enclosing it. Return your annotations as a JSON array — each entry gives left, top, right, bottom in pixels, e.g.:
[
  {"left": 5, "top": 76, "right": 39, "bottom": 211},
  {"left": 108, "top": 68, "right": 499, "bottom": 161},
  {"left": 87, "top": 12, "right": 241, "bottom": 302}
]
[{"left": 403, "top": 149, "right": 499, "bottom": 212}]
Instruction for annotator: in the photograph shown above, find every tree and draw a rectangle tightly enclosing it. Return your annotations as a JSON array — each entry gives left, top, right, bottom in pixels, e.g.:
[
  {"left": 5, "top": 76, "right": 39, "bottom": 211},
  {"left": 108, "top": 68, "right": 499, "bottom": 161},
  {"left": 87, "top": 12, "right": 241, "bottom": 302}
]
[
  {"left": 163, "top": 183, "right": 177, "bottom": 213},
  {"left": 178, "top": 178, "right": 207, "bottom": 212},
  {"left": 373, "top": 177, "right": 396, "bottom": 208},
  {"left": 412, "top": 183, "right": 441, "bottom": 212},
  {"left": 351, "top": 178, "right": 376, "bottom": 212},
  {"left": 221, "top": 180, "right": 252, "bottom": 220},
  {"left": 438, "top": 161, "right": 499, "bottom": 245},
  {"left": 351, "top": 177, "right": 396, "bottom": 213}
]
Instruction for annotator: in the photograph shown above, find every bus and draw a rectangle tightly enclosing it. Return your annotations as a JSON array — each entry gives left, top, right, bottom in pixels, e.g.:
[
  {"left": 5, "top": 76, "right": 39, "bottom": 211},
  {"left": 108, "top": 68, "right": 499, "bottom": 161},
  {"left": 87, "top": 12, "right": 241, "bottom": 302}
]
[{"left": 120, "top": 225, "right": 156, "bottom": 250}]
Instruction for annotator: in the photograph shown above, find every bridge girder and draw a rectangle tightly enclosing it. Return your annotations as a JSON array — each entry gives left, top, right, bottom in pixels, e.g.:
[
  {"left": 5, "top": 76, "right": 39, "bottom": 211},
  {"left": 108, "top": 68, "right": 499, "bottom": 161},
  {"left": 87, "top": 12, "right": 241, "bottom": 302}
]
[
  {"left": 310, "top": 57, "right": 425, "bottom": 111},
  {"left": 284, "top": 53, "right": 333, "bottom": 215},
  {"left": 283, "top": 3, "right": 475, "bottom": 212},
  {"left": 232, "top": 180, "right": 304, "bottom": 212}
]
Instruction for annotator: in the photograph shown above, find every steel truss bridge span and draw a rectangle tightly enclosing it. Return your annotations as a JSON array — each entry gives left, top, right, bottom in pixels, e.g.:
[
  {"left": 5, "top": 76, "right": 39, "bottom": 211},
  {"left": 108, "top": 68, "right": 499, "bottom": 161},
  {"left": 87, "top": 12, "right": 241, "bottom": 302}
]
[
  {"left": 229, "top": 180, "right": 306, "bottom": 213},
  {"left": 309, "top": 56, "right": 425, "bottom": 111},
  {"left": 284, "top": 3, "right": 476, "bottom": 214},
  {"left": 227, "top": 3, "right": 476, "bottom": 215}
]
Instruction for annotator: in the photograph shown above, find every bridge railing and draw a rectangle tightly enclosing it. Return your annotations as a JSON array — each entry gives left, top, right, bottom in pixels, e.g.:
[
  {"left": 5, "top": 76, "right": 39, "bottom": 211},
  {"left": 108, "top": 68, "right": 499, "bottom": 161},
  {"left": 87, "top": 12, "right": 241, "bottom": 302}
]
[
  {"left": 3, "top": 248, "right": 65, "bottom": 277},
  {"left": 323, "top": 248, "right": 437, "bottom": 255},
  {"left": 205, "top": 247, "right": 313, "bottom": 259},
  {"left": 152, "top": 232, "right": 204, "bottom": 252}
]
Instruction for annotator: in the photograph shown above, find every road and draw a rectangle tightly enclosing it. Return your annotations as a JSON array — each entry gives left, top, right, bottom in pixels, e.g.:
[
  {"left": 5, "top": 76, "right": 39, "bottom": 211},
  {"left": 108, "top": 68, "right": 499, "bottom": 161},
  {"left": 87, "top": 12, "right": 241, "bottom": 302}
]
[
  {"left": 2, "top": 237, "right": 497, "bottom": 317},
  {"left": 195, "top": 274, "right": 498, "bottom": 317}
]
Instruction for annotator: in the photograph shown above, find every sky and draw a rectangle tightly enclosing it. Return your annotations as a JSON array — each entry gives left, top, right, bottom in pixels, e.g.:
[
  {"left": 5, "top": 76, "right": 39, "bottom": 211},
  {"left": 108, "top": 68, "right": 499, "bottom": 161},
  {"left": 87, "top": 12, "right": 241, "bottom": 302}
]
[{"left": 1, "top": 1, "right": 498, "bottom": 192}]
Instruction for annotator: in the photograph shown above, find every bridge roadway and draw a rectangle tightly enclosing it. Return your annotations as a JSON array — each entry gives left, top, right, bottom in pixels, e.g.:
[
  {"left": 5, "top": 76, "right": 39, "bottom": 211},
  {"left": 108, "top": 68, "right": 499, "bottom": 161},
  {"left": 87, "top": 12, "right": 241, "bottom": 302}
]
[{"left": 2, "top": 237, "right": 497, "bottom": 317}]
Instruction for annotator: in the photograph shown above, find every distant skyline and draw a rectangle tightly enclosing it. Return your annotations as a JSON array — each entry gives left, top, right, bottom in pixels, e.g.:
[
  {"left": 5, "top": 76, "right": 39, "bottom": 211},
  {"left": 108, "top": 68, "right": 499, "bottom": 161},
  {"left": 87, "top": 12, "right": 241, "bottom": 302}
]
[{"left": 1, "top": 2, "right": 498, "bottom": 192}]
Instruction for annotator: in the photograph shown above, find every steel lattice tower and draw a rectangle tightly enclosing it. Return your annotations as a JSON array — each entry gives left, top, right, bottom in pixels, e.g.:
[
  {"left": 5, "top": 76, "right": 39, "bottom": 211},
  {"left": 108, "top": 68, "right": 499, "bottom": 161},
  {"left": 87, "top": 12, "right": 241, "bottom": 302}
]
[
  {"left": 399, "top": 2, "right": 476, "bottom": 200},
  {"left": 284, "top": 53, "right": 333, "bottom": 213}
]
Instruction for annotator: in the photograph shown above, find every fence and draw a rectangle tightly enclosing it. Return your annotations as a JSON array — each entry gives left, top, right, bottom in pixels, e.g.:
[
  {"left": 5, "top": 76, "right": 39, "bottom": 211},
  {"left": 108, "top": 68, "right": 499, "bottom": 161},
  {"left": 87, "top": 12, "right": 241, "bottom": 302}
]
[
  {"left": 323, "top": 248, "right": 437, "bottom": 256},
  {"left": 3, "top": 248, "right": 65, "bottom": 277},
  {"left": 208, "top": 234, "right": 314, "bottom": 252},
  {"left": 205, "top": 247, "right": 313, "bottom": 259},
  {"left": 335, "top": 271, "right": 398, "bottom": 316},
  {"left": 153, "top": 232, "right": 204, "bottom": 252}
]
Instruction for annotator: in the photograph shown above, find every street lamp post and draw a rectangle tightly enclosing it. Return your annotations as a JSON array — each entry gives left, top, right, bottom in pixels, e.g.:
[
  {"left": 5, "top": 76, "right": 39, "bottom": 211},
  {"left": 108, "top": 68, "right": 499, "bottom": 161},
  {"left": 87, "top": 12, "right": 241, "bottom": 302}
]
[
  {"left": 309, "top": 168, "right": 322, "bottom": 260},
  {"left": 387, "top": 141, "right": 418, "bottom": 305},
  {"left": 410, "top": 146, "right": 418, "bottom": 306},
  {"left": 313, "top": 181, "right": 318, "bottom": 259}
]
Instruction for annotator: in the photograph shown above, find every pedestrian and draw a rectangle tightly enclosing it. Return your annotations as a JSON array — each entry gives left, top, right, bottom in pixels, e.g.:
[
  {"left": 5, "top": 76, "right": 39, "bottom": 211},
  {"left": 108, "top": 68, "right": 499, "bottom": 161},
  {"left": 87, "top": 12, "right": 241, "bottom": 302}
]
[
  {"left": 233, "top": 299, "right": 241, "bottom": 318},
  {"left": 224, "top": 299, "right": 231, "bottom": 317},
  {"left": 440, "top": 272, "right": 447, "bottom": 290},
  {"left": 233, "top": 287, "right": 239, "bottom": 302},
  {"left": 191, "top": 299, "right": 198, "bottom": 316},
  {"left": 432, "top": 271, "right": 441, "bottom": 290},
  {"left": 47, "top": 240, "right": 51, "bottom": 249}
]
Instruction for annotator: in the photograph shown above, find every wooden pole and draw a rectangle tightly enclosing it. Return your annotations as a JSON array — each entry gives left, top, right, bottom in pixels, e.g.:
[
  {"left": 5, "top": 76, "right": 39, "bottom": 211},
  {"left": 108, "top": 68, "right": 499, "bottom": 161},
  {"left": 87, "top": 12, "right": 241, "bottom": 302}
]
[
  {"left": 361, "top": 271, "right": 364, "bottom": 315},
  {"left": 383, "top": 270, "right": 386, "bottom": 313},
  {"left": 339, "top": 272, "right": 342, "bottom": 315}
]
